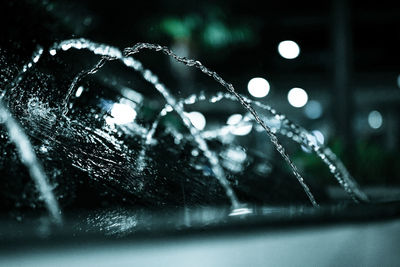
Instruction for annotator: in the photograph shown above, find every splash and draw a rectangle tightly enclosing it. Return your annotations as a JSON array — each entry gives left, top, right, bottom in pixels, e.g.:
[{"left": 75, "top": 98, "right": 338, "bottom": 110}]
[
  {"left": 124, "top": 43, "right": 318, "bottom": 206},
  {"left": 50, "top": 39, "right": 242, "bottom": 209},
  {"left": 0, "top": 99, "right": 62, "bottom": 224},
  {"left": 0, "top": 46, "right": 44, "bottom": 99},
  {"left": 49, "top": 39, "right": 369, "bottom": 206},
  {"left": 3, "top": 38, "right": 370, "bottom": 217},
  {"left": 136, "top": 105, "right": 168, "bottom": 173},
  {"left": 0, "top": 45, "right": 62, "bottom": 224},
  {"left": 181, "top": 92, "right": 368, "bottom": 202},
  {"left": 52, "top": 39, "right": 317, "bottom": 206}
]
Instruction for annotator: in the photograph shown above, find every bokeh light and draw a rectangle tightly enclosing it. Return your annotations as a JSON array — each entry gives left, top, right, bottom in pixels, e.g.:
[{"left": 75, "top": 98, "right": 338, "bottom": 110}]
[
  {"left": 311, "top": 130, "right": 325, "bottom": 145},
  {"left": 75, "top": 86, "right": 84, "bottom": 97},
  {"left": 109, "top": 103, "right": 137, "bottom": 125},
  {"left": 227, "top": 114, "right": 243, "bottom": 125},
  {"left": 368, "top": 110, "right": 383, "bottom": 129},
  {"left": 187, "top": 111, "right": 206, "bottom": 130},
  {"left": 247, "top": 77, "right": 270, "bottom": 98},
  {"left": 278, "top": 40, "right": 300, "bottom": 59},
  {"left": 226, "top": 114, "right": 253, "bottom": 136},
  {"left": 287, "top": 88, "right": 308, "bottom": 108},
  {"left": 304, "top": 100, "right": 323, "bottom": 119}
]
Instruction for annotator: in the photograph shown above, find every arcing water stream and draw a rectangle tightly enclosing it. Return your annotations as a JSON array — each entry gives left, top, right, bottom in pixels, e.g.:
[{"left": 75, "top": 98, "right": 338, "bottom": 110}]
[
  {"left": 0, "top": 99, "right": 62, "bottom": 224},
  {"left": 179, "top": 92, "right": 368, "bottom": 203},
  {"left": 0, "top": 38, "right": 369, "bottom": 223}
]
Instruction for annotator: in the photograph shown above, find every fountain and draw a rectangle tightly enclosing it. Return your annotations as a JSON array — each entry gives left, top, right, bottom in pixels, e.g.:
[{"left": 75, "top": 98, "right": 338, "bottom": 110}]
[
  {"left": 0, "top": 38, "right": 370, "bottom": 225},
  {"left": 179, "top": 92, "right": 368, "bottom": 202},
  {"left": 0, "top": 99, "right": 62, "bottom": 224}
]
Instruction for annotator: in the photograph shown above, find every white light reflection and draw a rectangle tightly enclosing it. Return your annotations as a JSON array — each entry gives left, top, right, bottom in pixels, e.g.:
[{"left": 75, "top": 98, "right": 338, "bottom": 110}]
[
  {"left": 221, "top": 147, "right": 247, "bottom": 173},
  {"left": 120, "top": 87, "right": 143, "bottom": 104},
  {"left": 229, "top": 207, "right": 253, "bottom": 216},
  {"left": 368, "top": 110, "right": 383, "bottom": 129},
  {"left": 108, "top": 103, "right": 137, "bottom": 125},
  {"left": 287, "top": 87, "right": 308, "bottom": 108},
  {"left": 302, "top": 130, "right": 325, "bottom": 153},
  {"left": 224, "top": 147, "right": 247, "bottom": 163},
  {"left": 304, "top": 100, "right": 322, "bottom": 119},
  {"left": 311, "top": 130, "right": 325, "bottom": 145},
  {"left": 226, "top": 114, "right": 252, "bottom": 136},
  {"left": 186, "top": 111, "right": 206, "bottom": 130},
  {"left": 75, "top": 86, "right": 84, "bottom": 97},
  {"left": 227, "top": 114, "right": 243, "bottom": 125},
  {"left": 278, "top": 40, "right": 300, "bottom": 59},
  {"left": 247, "top": 77, "right": 270, "bottom": 98}
]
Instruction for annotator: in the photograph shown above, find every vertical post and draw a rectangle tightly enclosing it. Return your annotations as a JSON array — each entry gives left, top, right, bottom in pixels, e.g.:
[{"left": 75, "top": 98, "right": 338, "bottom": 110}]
[{"left": 332, "top": 0, "right": 354, "bottom": 159}]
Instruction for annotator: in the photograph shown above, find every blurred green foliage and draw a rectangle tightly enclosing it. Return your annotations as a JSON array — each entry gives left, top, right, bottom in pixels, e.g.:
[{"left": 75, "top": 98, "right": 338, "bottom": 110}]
[
  {"left": 294, "top": 138, "right": 400, "bottom": 186},
  {"left": 156, "top": 13, "right": 255, "bottom": 49}
]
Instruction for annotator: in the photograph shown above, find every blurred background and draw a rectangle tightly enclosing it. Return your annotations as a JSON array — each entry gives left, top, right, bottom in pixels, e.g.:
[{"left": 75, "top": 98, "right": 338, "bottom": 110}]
[
  {"left": 0, "top": 0, "right": 399, "bottom": 209},
  {"left": 1, "top": 1, "right": 400, "bottom": 266},
  {"left": 21, "top": 0, "right": 400, "bottom": 185}
]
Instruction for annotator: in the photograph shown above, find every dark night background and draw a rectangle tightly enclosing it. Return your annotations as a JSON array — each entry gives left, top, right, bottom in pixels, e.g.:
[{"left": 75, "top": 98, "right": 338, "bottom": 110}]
[
  {"left": 0, "top": 0, "right": 399, "bottom": 211},
  {"left": 1, "top": 1, "right": 400, "bottom": 266}
]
